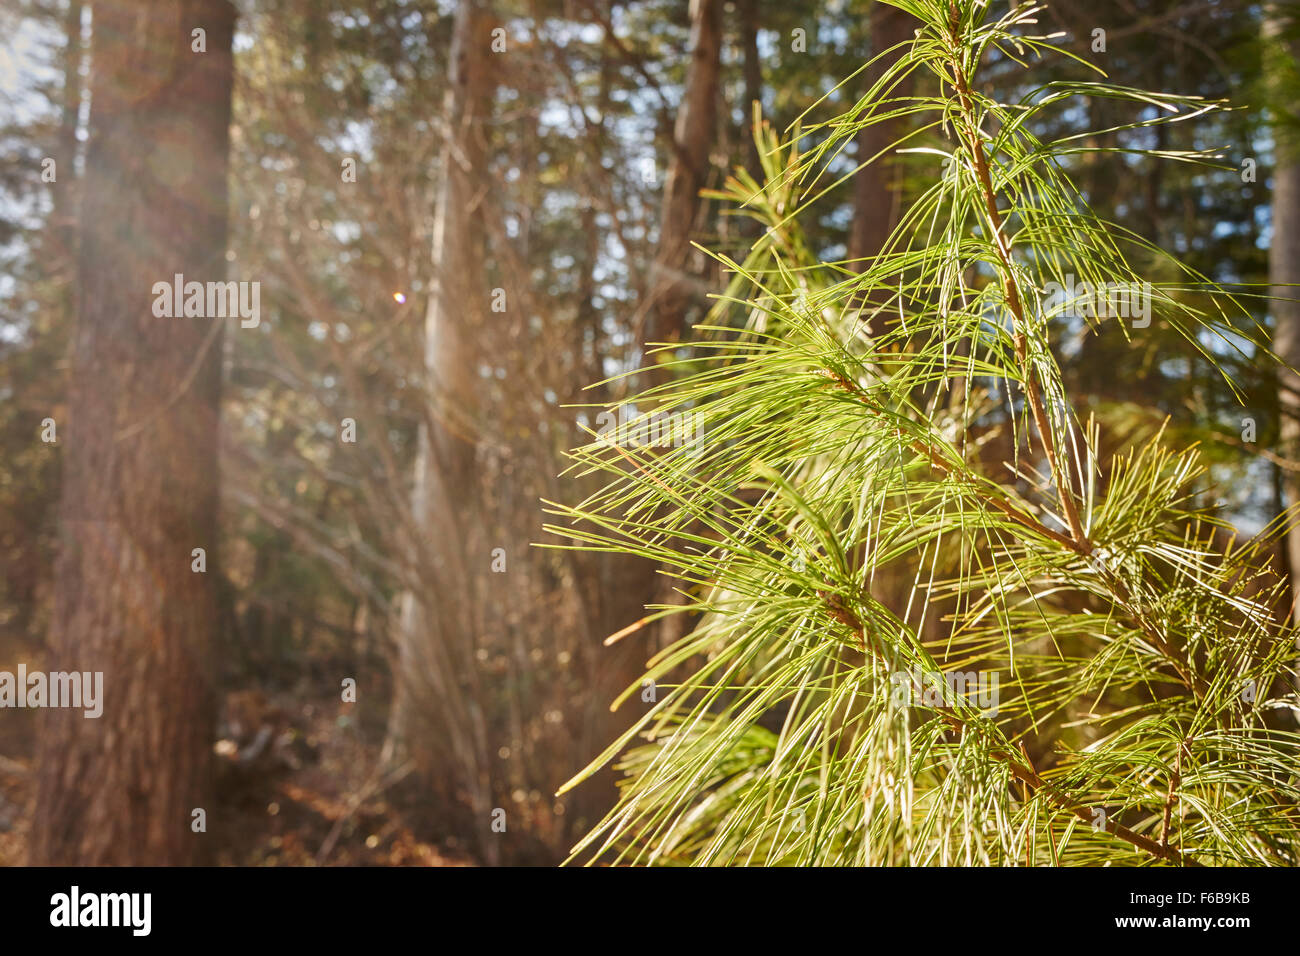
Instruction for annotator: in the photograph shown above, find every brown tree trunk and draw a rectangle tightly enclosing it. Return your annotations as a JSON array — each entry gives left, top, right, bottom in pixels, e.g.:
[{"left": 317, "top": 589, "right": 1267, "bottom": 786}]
[
  {"left": 739, "top": 0, "right": 763, "bottom": 184},
  {"left": 32, "top": 0, "right": 235, "bottom": 866},
  {"left": 1269, "top": 5, "right": 1300, "bottom": 652},
  {"left": 848, "top": 2, "right": 927, "bottom": 641},
  {"left": 646, "top": 0, "right": 722, "bottom": 346},
  {"left": 849, "top": 0, "right": 913, "bottom": 269},
  {"left": 389, "top": 0, "right": 496, "bottom": 857}
]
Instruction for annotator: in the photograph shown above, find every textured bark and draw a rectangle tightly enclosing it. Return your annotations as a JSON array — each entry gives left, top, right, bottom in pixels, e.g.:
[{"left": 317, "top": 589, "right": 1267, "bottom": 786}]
[
  {"left": 646, "top": 0, "right": 722, "bottom": 345},
  {"left": 1270, "top": 5, "right": 1300, "bottom": 644},
  {"left": 32, "top": 0, "right": 235, "bottom": 866}
]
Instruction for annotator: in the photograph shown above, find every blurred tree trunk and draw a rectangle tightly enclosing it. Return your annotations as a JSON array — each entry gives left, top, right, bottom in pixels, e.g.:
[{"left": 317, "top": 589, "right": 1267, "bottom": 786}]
[
  {"left": 736, "top": 0, "right": 766, "bottom": 251},
  {"left": 849, "top": 2, "right": 931, "bottom": 642},
  {"left": 8, "top": 0, "right": 86, "bottom": 651},
  {"left": 739, "top": 0, "right": 763, "bottom": 184},
  {"left": 32, "top": 0, "right": 235, "bottom": 866},
  {"left": 1269, "top": 4, "right": 1300, "bottom": 651},
  {"left": 52, "top": 0, "right": 84, "bottom": 261},
  {"left": 849, "top": 0, "right": 913, "bottom": 270},
  {"left": 646, "top": 0, "right": 722, "bottom": 346},
  {"left": 389, "top": 0, "right": 496, "bottom": 858}
]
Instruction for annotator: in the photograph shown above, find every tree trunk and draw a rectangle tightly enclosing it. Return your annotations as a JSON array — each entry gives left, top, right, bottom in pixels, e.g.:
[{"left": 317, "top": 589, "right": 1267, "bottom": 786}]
[
  {"left": 848, "top": 2, "right": 929, "bottom": 641},
  {"left": 646, "top": 0, "right": 722, "bottom": 346},
  {"left": 1269, "top": 4, "right": 1300, "bottom": 653},
  {"left": 388, "top": 0, "right": 496, "bottom": 857},
  {"left": 32, "top": 0, "right": 235, "bottom": 866},
  {"left": 849, "top": 0, "right": 913, "bottom": 269},
  {"left": 739, "top": 0, "right": 763, "bottom": 185}
]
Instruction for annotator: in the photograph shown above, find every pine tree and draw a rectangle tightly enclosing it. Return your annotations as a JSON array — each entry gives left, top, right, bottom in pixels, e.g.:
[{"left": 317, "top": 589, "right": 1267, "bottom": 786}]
[
  {"left": 550, "top": 0, "right": 1300, "bottom": 866},
  {"left": 33, "top": 0, "right": 235, "bottom": 866}
]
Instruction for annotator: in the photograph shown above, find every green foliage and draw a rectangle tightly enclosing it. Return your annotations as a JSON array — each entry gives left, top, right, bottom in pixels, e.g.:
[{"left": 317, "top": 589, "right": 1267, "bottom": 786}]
[{"left": 551, "top": 0, "right": 1300, "bottom": 866}]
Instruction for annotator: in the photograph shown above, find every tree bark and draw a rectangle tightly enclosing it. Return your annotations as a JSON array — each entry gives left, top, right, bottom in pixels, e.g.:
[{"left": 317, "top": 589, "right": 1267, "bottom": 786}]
[
  {"left": 848, "top": 2, "right": 930, "bottom": 641},
  {"left": 645, "top": 0, "right": 722, "bottom": 346},
  {"left": 849, "top": 0, "right": 913, "bottom": 269},
  {"left": 1269, "top": 4, "right": 1300, "bottom": 651},
  {"left": 739, "top": 0, "right": 763, "bottom": 185},
  {"left": 32, "top": 0, "right": 235, "bottom": 866},
  {"left": 389, "top": 0, "right": 496, "bottom": 857}
]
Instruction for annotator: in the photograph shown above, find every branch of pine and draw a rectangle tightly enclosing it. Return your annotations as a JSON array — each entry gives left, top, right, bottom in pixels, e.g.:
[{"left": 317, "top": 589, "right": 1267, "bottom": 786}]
[
  {"left": 943, "top": 2, "right": 1089, "bottom": 549},
  {"left": 824, "top": 599, "right": 1203, "bottom": 867}
]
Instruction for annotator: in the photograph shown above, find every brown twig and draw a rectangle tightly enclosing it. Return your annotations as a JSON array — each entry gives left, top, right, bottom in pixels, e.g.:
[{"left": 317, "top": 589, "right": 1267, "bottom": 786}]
[
  {"left": 944, "top": 4, "right": 1088, "bottom": 548},
  {"left": 1161, "top": 745, "right": 1184, "bottom": 850}
]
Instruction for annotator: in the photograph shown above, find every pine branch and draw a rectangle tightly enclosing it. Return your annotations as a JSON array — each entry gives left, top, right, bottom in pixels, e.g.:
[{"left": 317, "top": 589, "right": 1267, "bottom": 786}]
[
  {"left": 554, "top": 0, "right": 1300, "bottom": 868},
  {"left": 821, "top": 589, "right": 1203, "bottom": 867},
  {"left": 943, "top": 1, "right": 1089, "bottom": 548},
  {"left": 823, "top": 365, "right": 1210, "bottom": 698}
]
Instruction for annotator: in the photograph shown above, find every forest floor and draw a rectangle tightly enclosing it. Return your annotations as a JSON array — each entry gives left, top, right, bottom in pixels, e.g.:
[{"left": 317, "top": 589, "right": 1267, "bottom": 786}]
[{"left": 0, "top": 675, "right": 473, "bottom": 867}]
